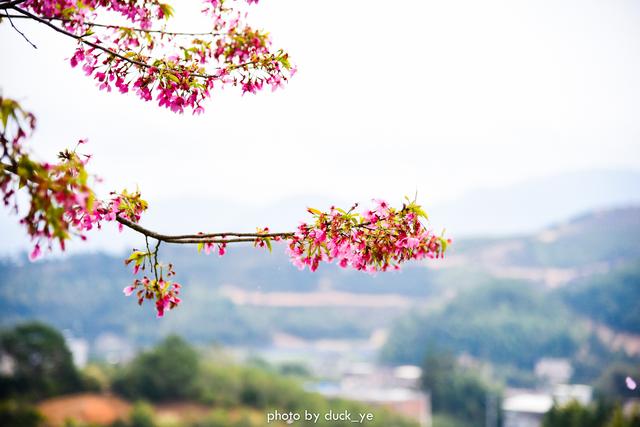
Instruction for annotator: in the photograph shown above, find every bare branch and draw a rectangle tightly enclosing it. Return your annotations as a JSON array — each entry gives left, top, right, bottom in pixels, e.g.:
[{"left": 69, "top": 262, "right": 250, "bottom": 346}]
[
  {"left": 3, "top": 9, "right": 36, "bottom": 48},
  {"left": 115, "top": 215, "right": 294, "bottom": 245}
]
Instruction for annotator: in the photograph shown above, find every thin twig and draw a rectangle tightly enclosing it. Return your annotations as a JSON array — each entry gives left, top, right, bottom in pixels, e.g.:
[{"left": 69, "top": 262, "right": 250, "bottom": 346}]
[
  {"left": 144, "top": 235, "right": 153, "bottom": 272},
  {"left": 153, "top": 239, "right": 160, "bottom": 279},
  {"left": 1, "top": 13, "right": 225, "bottom": 37},
  {"left": 3, "top": 9, "right": 36, "bottom": 48}
]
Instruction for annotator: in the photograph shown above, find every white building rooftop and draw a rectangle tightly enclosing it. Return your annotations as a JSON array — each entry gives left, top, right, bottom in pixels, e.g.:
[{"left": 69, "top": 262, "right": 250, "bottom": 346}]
[{"left": 503, "top": 394, "right": 554, "bottom": 414}]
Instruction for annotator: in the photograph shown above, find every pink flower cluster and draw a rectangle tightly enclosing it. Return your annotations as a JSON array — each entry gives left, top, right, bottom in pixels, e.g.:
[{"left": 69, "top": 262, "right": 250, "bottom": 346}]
[
  {"left": 0, "top": 96, "right": 148, "bottom": 260},
  {"left": 123, "top": 277, "right": 182, "bottom": 318},
  {"left": 201, "top": 241, "right": 227, "bottom": 256},
  {"left": 66, "top": 189, "right": 149, "bottom": 236},
  {"left": 25, "top": 183, "right": 147, "bottom": 260},
  {"left": 124, "top": 251, "right": 182, "bottom": 317},
  {"left": 287, "top": 200, "right": 450, "bottom": 272},
  {"left": 22, "top": 0, "right": 295, "bottom": 114},
  {"left": 23, "top": 0, "right": 164, "bottom": 30},
  {"left": 27, "top": 155, "right": 149, "bottom": 259}
]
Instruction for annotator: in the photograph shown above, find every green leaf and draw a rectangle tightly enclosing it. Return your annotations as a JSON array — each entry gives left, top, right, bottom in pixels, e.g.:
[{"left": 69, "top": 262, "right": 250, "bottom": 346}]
[
  {"left": 440, "top": 237, "right": 448, "bottom": 253},
  {"left": 125, "top": 251, "right": 146, "bottom": 265},
  {"left": 159, "top": 3, "right": 175, "bottom": 19},
  {"left": 166, "top": 73, "right": 180, "bottom": 84}
]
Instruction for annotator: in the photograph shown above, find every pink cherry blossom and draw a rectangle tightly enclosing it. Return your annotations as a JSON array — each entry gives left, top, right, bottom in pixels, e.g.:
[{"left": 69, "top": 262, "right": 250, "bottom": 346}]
[
  {"left": 286, "top": 200, "right": 450, "bottom": 273},
  {"left": 24, "top": 0, "right": 295, "bottom": 114},
  {"left": 29, "top": 244, "right": 41, "bottom": 261}
]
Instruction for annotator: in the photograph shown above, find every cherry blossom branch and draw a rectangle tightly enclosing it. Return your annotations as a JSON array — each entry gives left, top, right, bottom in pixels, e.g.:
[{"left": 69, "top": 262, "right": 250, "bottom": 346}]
[
  {"left": 10, "top": 6, "right": 154, "bottom": 67},
  {"left": 10, "top": 6, "right": 267, "bottom": 79},
  {"left": 0, "top": 163, "right": 372, "bottom": 248},
  {"left": 115, "top": 215, "right": 294, "bottom": 245},
  {"left": 2, "top": 160, "right": 292, "bottom": 246},
  {"left": 4, "top": 1, "right": 295, "bottom": 113}
]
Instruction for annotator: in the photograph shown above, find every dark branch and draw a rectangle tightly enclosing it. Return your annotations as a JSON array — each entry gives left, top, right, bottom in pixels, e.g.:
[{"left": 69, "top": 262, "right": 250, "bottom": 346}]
[
  {"left": 0, "top": 0, "right": 26, "bottom": 10},
  {"left": 115, "top": 215, "right": 294, "bottom": 245}
]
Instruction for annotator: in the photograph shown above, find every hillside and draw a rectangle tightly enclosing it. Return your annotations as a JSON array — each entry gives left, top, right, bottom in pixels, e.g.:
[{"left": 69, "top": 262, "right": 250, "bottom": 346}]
[
  {"left": 560, "top": 261, "right": 640, "bottom": 334},
  {"left": 380, "top": 208, "right": 640, "bottom": 386},
  {"left": 443, "top": 206, "right": 640, "bottom": 288},
  {"left": 379, "top": 279, "right": 635, "bottom": 386},
  {"left": 0, "top": 249, "right": 439, "bottom": 347}
]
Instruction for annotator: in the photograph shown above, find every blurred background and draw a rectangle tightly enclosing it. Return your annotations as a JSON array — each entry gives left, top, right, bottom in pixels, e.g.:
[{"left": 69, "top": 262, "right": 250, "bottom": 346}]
[{"left": 1, "top": 0, "right": 640, "bottom": 426}]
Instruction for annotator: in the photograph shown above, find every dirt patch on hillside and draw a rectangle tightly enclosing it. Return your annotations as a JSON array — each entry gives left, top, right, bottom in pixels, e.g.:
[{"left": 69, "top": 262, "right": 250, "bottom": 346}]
[
  {"left": 38, "top": 394, "right": 218, "bottom": 426},
  {"left": 220, "top": 286, "right": 413, "bottom": 308},
  {"left": 38, "top": 393, "right": 131, "bottom": 426}
]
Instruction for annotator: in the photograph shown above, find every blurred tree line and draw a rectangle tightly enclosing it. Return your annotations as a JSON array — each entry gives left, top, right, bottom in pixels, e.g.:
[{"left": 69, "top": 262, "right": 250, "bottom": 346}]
[
  {"left": 0, "top": 322, "right": 82, "bottom": 399},
  {"left": 0, "top": 322, "right": 417, "bottom": 427},
  {"left": 542, "top": 401, "right": 640, "bottom": 427}
]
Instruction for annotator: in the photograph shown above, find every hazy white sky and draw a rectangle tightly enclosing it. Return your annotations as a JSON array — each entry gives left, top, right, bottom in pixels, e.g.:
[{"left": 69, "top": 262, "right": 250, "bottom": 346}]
[{"left": 1, "top": 0, "right": 639, "bottom": 243}]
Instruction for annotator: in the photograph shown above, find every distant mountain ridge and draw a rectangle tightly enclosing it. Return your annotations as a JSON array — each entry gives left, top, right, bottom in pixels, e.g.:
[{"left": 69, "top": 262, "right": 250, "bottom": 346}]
[{"left": 449, "top": 205, "right": 640, "bottom": 273}]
